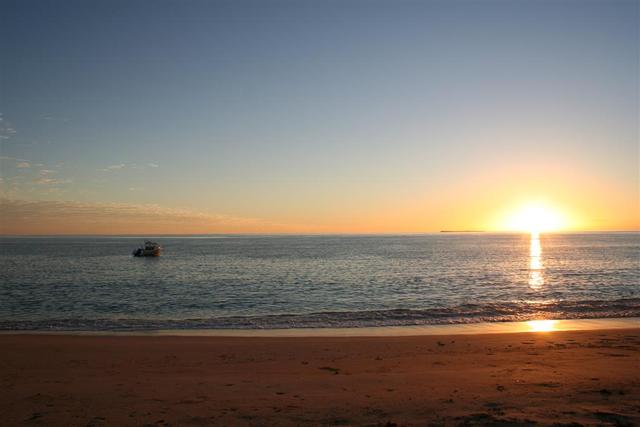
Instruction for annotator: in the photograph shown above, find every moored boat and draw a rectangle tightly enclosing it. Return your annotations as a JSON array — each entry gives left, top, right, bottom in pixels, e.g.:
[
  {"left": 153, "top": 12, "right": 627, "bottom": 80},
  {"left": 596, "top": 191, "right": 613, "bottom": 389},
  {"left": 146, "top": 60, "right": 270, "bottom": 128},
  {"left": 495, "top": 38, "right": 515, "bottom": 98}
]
[{"left": 132, "top": 241, "right": 161, "bottom": 257}]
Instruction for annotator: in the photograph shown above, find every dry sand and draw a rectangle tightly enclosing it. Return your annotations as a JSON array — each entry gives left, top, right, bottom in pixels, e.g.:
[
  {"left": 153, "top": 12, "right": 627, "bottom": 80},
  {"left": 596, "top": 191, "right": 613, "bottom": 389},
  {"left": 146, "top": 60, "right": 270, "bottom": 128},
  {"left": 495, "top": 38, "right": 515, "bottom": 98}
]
[{"left": 1, "top": 329, "right": 639, "bottom": 426}]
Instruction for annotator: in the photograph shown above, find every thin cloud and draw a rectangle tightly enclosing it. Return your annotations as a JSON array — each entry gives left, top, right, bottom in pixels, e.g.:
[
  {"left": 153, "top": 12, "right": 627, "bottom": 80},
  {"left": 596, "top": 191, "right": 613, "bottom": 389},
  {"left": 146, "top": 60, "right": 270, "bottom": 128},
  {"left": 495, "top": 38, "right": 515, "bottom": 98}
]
[
  {"left": 0, "top": 198, "right": 292, "bottom": 235},
  {"left": 1, "top": 156, "right": 32, "bottom": 164},
  {"left": 16, "top": 162, "right": 30, "bottom": 168},
  {"left": 34, "top": 178, "right": 71, "bottom": 185},
  {"left": 100, "top": 162, "right": 159, "bottom": 172},
  {"left": 100, "top": 163, "right": 126, "bottom": 172},
  {"left": 42, "top": 114, "right": 70, "bottom": 123},
  {"left": 0, "top": 114, "right": 17, "bottom": 141}
]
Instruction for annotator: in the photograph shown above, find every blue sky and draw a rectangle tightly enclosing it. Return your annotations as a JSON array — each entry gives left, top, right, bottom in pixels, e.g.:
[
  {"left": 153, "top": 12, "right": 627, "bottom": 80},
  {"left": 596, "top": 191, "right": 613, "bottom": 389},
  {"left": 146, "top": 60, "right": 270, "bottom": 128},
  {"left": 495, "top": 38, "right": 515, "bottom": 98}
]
[{"left": 1, "top": 0, "right": 638, "bottom": 233}]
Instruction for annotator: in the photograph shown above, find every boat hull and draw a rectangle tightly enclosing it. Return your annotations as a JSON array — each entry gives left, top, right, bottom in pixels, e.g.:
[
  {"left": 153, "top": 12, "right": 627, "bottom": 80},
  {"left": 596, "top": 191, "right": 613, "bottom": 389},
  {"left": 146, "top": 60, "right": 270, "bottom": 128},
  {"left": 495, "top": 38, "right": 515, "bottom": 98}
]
[{"left": 132, "top": 248, "right": 161, "bottom": 257}]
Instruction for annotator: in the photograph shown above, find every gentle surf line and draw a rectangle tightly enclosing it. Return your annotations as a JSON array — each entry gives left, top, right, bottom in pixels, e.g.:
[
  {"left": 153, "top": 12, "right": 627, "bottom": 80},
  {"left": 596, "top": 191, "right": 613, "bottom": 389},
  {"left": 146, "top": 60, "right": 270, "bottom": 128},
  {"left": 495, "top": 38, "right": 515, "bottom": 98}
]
[{"left": 2, "top": 317, "right": 638, "bottom": 337}]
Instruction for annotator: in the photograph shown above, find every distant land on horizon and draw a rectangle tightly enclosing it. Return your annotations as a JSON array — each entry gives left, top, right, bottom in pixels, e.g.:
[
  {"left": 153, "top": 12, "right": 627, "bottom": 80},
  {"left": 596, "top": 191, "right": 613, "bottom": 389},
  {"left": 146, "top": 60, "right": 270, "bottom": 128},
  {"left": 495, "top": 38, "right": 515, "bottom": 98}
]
[{"left": 3, "top": 230, "right": 640, "bottom": 238}]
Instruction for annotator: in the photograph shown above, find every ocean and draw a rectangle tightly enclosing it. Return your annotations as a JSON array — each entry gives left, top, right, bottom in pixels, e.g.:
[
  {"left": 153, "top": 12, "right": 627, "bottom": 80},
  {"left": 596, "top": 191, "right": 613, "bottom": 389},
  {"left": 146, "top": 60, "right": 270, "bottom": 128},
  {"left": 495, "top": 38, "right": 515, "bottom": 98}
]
[{"left": 0, "top": 233, "right": 638, "bottom": 331}]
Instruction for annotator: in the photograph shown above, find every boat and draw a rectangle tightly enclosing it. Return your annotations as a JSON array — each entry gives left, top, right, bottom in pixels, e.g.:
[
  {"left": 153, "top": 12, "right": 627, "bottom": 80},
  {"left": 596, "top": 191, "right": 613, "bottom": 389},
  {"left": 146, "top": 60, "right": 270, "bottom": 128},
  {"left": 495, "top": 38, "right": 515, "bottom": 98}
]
[{"left": 132, "top": 241, "right": 162, "bottom": 257}]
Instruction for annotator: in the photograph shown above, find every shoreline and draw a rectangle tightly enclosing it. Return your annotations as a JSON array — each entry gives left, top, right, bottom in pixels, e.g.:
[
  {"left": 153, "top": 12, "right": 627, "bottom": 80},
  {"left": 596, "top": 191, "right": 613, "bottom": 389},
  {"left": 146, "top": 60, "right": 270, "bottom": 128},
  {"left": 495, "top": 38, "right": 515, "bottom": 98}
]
[{"left": 2, "top": 316, "right": 638, "bottom": 337}]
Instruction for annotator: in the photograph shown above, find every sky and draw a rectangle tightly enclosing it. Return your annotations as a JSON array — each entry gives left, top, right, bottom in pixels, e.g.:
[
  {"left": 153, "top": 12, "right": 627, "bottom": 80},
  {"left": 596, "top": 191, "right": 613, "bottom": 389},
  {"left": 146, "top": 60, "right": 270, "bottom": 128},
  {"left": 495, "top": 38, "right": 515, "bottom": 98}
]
[{"left": 0, "top": 0, "right": 638, "bottom": 234}]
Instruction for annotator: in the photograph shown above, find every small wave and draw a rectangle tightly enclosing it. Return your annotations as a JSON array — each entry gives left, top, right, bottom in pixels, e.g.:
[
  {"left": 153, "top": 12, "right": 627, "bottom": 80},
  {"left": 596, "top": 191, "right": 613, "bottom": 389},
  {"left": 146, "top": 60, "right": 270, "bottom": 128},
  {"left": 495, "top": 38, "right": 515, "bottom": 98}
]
[{"left": 1, "top": 298, "right": 639, "bottom": 331}]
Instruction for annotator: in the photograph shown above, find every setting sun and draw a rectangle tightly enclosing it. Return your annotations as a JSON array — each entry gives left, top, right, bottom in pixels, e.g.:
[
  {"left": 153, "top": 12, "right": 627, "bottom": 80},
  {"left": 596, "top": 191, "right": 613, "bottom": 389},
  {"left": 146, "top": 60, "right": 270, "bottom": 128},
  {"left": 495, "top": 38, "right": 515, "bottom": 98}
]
[
  {"left": 503, "top": 203, "right": 569, "bottom": 233},
  {"left": 527, "top": 320, "right": 558, "bottom": 332}
]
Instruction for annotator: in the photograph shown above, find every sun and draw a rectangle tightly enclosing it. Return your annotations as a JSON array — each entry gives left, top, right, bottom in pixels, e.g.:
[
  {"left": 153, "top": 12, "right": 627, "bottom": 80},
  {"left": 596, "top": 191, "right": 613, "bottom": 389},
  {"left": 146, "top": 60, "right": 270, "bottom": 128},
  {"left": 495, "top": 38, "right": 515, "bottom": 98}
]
[
  {"left": 527, "top": 320, "right": 557, "bottom": 332},
  {"left": 503, "top": 203, "right": 568, "bottom": 233}
]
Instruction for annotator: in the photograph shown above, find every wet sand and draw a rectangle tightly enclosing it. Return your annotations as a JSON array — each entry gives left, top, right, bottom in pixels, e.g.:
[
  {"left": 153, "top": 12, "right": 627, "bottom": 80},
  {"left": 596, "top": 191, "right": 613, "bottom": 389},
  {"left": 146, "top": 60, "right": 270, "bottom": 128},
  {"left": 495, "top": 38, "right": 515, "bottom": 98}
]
[{"left": 1, "top": 329, "right": 639, "bottom": 426}]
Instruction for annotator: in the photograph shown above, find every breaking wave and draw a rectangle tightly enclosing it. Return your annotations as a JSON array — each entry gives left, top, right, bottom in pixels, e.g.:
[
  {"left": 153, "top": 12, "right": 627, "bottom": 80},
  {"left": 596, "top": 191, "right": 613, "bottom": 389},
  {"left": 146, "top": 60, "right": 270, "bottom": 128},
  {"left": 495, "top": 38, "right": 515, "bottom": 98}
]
[{"left": 2, "top": 298, "right": 639, "bottom": 331}]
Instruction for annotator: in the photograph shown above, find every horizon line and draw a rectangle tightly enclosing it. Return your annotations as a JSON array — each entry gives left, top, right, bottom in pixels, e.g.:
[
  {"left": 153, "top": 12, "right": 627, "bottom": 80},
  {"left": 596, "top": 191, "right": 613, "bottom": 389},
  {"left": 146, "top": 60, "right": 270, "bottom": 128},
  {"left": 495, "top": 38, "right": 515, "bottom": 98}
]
[{"left": 1, "top": 230, "right": 638, "bottom": 238}]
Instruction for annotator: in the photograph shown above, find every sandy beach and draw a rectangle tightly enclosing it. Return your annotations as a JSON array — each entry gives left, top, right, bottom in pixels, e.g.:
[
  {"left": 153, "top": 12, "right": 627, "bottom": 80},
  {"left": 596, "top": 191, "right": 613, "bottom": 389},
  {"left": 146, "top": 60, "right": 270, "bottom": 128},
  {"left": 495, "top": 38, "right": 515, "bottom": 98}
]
[{"left": 1, "top": 328, "right": 638, "bottom": 426}]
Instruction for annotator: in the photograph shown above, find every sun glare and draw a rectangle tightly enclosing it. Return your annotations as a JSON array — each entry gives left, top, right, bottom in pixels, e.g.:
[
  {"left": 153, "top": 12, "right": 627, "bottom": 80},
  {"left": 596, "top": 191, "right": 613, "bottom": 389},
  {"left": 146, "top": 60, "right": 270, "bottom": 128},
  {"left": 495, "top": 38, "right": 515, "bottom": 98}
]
[
  {"left": 504, "top": 203, "right": 567, "bottom": 233},
  {"left": 527, "top": 320, "right": 557, "bottom": 332}
]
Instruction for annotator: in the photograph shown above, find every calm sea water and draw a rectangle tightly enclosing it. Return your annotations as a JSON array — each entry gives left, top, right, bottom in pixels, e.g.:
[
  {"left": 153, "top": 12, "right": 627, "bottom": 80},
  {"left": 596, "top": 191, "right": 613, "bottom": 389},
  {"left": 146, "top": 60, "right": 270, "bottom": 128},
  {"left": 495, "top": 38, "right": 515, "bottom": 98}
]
[{"left": 0, "top": 233, "right": 638, "bottom": 331}]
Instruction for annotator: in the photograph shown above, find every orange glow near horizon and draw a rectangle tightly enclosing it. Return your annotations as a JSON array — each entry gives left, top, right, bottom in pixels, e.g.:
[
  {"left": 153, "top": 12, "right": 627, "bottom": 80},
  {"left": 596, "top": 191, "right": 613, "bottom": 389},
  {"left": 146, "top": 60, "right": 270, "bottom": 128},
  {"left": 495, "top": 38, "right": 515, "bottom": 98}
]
[{"left": 0, "top": 184, "right": 637, "bottom": 234}]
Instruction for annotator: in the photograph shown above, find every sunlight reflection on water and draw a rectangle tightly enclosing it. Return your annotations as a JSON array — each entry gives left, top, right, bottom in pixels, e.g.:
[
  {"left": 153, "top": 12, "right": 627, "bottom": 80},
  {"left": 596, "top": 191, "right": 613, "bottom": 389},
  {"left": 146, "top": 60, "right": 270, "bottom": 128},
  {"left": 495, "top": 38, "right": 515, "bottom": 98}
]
[{"left": 529, "top": 232, "right": 544, "bottom": 289}]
